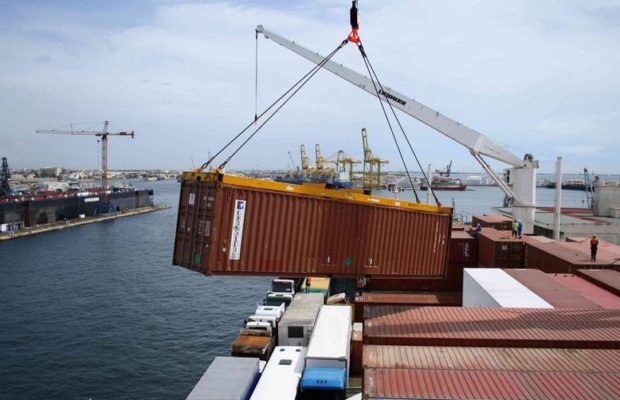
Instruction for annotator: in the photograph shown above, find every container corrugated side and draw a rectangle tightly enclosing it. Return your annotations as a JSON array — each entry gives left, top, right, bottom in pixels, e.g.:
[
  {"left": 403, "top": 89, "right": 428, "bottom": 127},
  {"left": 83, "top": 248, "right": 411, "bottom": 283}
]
[
  {"left": 363, "top": 305, "right": 620, "bottom": 349},
  {"left": 353, "top": 292, "right": 461, "bottom": 322},
  {"left": 174, "top": 173, "right": 452, "bottom": 278},
  {"left": 576, "top": 269, "right": 620, "bottom": 296},
  {"left": 367, "top": 263, "right": 465, "bottom": 292},
  {"left": 504, "top": 268, "right": 600, "bottom": 308},
  {"left": 477, "top": 228, "right": 525, "bottom": 268},
  {"left": 472, "top": 214, "right": 513, "bottom": 230},
  {"left": 363, "top": 345, "right": 620, "bottom": 372},
  {"left": 364, "top": 368, "right": 620, "bottom": 400},
  {"left": 449, "top": 230, "right": 477, "bottom": 264}
]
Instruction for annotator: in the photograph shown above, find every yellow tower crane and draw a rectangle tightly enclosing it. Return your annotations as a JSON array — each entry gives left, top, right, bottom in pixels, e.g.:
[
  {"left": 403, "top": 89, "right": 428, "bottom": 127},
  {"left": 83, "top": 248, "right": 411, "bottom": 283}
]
[{"left": 361, "top": 128, "right": 389, "bottom": 190}]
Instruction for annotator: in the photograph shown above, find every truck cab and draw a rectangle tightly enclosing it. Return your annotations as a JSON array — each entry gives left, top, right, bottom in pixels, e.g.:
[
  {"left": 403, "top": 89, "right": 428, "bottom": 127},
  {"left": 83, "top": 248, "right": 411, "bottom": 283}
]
[
  {"left": 266, "top": 279, "right": 296, "bottom": 306},
  {"left": 255, "top": 303, "right": 285, "bottom": 320},
  {"left": 245, "top": 315, "right": 277, "bottom": 330}
]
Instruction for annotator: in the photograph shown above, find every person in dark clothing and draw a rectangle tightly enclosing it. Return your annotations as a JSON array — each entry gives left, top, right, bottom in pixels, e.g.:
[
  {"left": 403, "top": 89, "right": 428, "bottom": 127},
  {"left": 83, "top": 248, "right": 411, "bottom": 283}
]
[
  {"left": 590, "top": 235, "right": 599, "bottom": 262},
  {"left": 517, "top": 220, "right": 523, "bottom": 239}
]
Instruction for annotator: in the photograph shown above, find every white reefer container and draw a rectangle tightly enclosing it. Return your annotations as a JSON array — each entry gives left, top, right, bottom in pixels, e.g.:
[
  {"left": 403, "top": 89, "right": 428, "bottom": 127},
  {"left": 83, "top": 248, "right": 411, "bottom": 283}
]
[
  {"left": 463, "top": 268, "right": 553, "bottom": 308},
  {"left": 278, "top": 293, "right": 323, "bottom": 346},
  {"left": 301, "top": 305, "right": 352, "bottom": 391}
]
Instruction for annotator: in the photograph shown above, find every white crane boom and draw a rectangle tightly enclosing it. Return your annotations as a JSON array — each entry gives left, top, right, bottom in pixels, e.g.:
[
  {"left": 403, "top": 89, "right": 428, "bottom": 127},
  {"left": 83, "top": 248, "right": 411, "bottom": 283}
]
[{"left": 255, "top": 25, "right": 538, "bottom": 233}]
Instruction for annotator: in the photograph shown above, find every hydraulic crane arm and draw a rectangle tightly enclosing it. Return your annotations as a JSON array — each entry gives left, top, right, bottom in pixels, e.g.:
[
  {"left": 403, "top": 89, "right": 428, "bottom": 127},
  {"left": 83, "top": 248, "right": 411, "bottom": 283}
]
[
  {"left": 256, "top": 24, "right": 539, "bottom": 233},
  {"left": 256, "top": 25, "right": 524, "bottom": 168}
]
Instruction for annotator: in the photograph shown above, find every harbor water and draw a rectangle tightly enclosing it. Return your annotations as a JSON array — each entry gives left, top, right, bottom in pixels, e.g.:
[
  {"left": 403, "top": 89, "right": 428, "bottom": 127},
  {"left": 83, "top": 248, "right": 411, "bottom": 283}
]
[{"left": 0, "top": 180, "right": 598, "bottom": 399}]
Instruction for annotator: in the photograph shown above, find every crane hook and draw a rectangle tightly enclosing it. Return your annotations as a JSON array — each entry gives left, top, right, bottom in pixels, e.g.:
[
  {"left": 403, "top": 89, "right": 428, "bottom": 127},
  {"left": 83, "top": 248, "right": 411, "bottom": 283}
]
[{"left": 348, "top": 1, "right": 360, "bottom": 44}]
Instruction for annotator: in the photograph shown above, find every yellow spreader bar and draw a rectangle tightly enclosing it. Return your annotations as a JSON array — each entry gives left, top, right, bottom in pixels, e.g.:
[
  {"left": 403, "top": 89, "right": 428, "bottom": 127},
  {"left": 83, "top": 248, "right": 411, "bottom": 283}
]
[{"left": 182, "top": 170, "right": 452, "bottom": 215}]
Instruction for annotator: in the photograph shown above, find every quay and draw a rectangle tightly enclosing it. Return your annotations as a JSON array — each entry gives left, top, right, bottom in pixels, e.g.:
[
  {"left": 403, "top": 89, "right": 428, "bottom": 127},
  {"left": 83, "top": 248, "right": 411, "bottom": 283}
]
[{"left": 0, "top": 204, "right": 169, "bottom": 241}]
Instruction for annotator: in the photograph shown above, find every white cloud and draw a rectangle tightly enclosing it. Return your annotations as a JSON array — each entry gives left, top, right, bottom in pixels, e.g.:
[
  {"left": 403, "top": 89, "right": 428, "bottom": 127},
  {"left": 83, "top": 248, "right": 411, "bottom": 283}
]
[{"left": 0, "top": 1, "right": 619, "bottom": 173}]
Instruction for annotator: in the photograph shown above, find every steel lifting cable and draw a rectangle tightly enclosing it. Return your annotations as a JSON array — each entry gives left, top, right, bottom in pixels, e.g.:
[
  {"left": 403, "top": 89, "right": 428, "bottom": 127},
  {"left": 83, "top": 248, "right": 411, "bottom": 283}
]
[
  {"left": 254, "top": 30, "right": 259, "bottom": 123},
  {"left": 357, "top": 42, "right": 442, "bottom": 206},
  {"left": 355, "top": 46, "right": 420, "bottom": 203},
  {"left": 200, "top": 40, "right": 347, "bottom": 171},
  {"left": 217, "top": 39, "right": 349, "bottom": 170}
]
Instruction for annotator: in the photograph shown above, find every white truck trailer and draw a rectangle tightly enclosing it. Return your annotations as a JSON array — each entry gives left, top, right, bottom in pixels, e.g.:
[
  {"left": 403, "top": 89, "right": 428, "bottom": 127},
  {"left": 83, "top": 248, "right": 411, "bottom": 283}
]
[
  {"left": 249, "top": 346, "right": 305, "bottom": 400},
  {"left": 463, "top": 268, "right": 553, "bottom": 308},
  {"left": 300, "top": 305, "right": 352, "bottom": 395}
]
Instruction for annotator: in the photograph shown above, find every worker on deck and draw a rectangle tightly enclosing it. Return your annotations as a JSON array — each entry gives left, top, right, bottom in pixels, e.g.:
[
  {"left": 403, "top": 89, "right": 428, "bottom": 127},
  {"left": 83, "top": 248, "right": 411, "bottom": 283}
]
[
  {"left": 590, "top": 235, "right": 599, "bottom": 262},
  {"left": 517, "top": 220, "right": 523, "bottom": 239},
  {"left": 511, "top": 220, "right": 518, "bottom": 238}
]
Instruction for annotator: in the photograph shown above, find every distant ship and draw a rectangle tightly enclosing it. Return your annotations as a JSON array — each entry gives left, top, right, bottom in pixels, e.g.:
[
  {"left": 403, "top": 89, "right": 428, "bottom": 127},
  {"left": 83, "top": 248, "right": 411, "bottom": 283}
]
[
  {"left": 545, "top": 179, "right": 588, "bottom": 191},
  {"left": 420, "top": 178, "right": 467, "bottom": 191}
]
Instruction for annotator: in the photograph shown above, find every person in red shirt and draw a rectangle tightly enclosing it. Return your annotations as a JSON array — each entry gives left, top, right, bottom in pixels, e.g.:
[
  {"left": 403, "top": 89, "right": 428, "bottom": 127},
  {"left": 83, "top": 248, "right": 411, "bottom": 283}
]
[{"left": 590, "top": 235, "right": 599, "bottom": 262}]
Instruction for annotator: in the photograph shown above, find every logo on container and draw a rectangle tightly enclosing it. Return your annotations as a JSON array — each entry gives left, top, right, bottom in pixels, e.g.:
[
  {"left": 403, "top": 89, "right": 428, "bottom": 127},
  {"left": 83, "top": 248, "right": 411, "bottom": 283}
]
[{"left": 229, "top": 199, "right": 247, "bottom": 260}]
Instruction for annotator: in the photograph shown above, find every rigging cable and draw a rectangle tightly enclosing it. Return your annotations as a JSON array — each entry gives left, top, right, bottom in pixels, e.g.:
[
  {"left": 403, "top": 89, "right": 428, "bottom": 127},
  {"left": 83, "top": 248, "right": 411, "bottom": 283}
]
[
  {"left": 357, "top": 42, "right": 441, "bottom": 206},
  {"left": 354, "top": 44, "right": 420, "bottom": 203},
  {"left": 254, "top": 30, "right": 259, "bottom": 123},
  {"left": 200, "top": 39, "right": 347, "bottom": 171},
  {"left": 217, "top": 39, "right": 349, "bottom": 170}
]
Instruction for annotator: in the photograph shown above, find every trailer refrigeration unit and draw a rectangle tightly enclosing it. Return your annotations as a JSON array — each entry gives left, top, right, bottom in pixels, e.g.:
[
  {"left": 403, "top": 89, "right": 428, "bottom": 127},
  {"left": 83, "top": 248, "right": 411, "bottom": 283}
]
[
  {"left": 278, "top": 293, "right": 324, "bottom": 347},
  {"left": 300, "top": 305, "right": 352, "bottom": 398}
]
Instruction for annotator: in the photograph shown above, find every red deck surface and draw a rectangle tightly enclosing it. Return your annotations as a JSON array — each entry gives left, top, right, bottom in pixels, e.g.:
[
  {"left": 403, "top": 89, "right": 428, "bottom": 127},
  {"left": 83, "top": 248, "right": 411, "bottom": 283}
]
[
  {"left": 504, "top": 269, "right": 600, "bottom": 308},
  {"left": 549, "top": 274, "right": 620, "bottom": 309},
  {"left": 364, "top": 368, "right": 620, "bottom": 399},
  {"left": 577, "top": 269, "right": 620, "bottom": 296},
  {"left": 363, "top": 306, "right": 620, "bottom": 349},
  {"left": 354, "top": 292, "right": 462, "bottom": 322}
]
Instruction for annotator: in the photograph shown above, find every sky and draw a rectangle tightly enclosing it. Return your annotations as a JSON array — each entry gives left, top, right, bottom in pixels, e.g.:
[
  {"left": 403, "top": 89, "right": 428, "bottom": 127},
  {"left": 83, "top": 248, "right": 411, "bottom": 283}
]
[{"left": 0, "top": 0, "right": 619, "bottom": 174}]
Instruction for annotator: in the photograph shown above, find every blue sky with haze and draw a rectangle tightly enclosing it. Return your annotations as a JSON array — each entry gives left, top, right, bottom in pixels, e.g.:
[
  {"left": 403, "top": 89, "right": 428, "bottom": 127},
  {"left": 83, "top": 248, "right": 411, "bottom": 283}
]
[{"left": 1, "top": 0, "right": 619, "bottom": 173}]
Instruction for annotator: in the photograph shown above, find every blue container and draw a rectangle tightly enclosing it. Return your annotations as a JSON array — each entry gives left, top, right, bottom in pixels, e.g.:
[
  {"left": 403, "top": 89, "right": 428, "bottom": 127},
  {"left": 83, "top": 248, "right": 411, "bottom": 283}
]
[{"left": 300, "top": 368, "right": 346, "bottom": 391}]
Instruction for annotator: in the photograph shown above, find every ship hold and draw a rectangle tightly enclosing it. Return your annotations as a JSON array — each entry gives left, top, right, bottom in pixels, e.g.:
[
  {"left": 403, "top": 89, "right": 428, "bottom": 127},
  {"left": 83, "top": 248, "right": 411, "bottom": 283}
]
[{"left": 173, "top": 170, "right": 453, "bottom": 278}]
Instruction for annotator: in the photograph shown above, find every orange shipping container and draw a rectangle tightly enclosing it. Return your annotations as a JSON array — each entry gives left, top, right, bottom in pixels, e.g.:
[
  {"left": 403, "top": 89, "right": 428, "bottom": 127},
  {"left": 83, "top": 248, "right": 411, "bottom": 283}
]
[{"left": 173, "top": 171, "right": 453, "bottom": 278}]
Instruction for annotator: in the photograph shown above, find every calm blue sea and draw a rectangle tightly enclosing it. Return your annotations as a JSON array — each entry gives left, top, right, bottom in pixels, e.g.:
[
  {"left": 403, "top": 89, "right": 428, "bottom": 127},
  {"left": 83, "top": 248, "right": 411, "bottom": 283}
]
[{"left": 0, "top": 180, "right": 594, "bottom": 399}]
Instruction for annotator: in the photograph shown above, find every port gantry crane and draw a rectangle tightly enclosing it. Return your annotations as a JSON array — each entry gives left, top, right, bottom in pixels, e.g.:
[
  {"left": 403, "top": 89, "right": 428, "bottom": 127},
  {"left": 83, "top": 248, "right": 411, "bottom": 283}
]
[
  {"left": 255, "top": 21, "right": 539, "bottom": 233},
  {"left": 36, "top": 121, "right": 135, "bottom": 213},
  {"left": 361, "top": 128, "right": 389, "bottom": 190}
]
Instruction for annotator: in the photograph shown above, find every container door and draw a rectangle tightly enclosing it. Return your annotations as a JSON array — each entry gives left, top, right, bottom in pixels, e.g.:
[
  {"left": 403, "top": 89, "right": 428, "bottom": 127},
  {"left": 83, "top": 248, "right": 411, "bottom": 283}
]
[
  {"left": 317, "top": 200, "right": 358, "bottom": 276},
  {"left": 173, "top": 180, "right": 216, "bottom": 273}
]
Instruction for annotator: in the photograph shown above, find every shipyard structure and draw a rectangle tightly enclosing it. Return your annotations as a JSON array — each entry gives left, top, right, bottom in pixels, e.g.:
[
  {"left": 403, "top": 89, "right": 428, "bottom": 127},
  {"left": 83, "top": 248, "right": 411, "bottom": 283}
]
[{"left": 0, "top": 187, "right": 154, "bottom": 232}]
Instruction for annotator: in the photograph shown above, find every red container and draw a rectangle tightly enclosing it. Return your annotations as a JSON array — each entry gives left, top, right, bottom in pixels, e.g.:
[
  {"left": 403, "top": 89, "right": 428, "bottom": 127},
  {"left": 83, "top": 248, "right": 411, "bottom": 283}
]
[
  {"left": 449, "top": 230, "right": 477, "bottom": 264},
  {"left": 526, "top": 241, "right": 620, "bottom": 273},
  {"left": 549, "top": 274, "right": 620, "bottom": 309},
  {"left": 364, "top": 368, "right": 620, "bottom": 400},
  {"left": 503, "top": 268, "right": 600, "bottom": 308},
  {"left": 363, "top": 306, "right": 620, "bottom": 349},
  {"left": 472, "top": 213, "right": 513, "bottom": 230},
  {"left": 350, "top": 330, "right": 363, "bottom": 376},
  {"left": 367, "top": 263, "right": 464, "bottom": 292},
  {"left": 477, "top": 228, "right": 525, "bottom": 268},
  {"left": 577, "top": 269, "right": 620, "bottom": 296},
  {"left": 174, "top": 172, "right": 453, "bottom": 278},
  {"left": 363, "top": 345, "right": 620, "bottom": 372},
  {"left": 353, "top": 292, "right": 461, "bottom": 321}
]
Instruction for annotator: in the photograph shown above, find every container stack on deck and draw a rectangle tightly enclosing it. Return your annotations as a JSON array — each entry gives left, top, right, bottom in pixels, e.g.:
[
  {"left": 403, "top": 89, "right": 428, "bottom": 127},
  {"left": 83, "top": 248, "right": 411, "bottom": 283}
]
[{"left": 176, "top": 175, "right": 620, "bottom": 400}]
